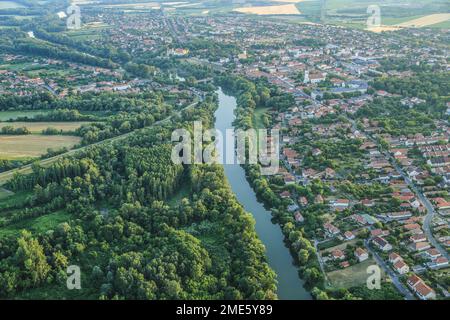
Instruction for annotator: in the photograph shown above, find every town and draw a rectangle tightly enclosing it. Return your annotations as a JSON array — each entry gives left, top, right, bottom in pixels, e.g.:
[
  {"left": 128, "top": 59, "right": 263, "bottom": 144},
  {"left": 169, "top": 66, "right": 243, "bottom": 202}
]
[{"left": 0, "top": 0, "right": 448, "bottom": 301}]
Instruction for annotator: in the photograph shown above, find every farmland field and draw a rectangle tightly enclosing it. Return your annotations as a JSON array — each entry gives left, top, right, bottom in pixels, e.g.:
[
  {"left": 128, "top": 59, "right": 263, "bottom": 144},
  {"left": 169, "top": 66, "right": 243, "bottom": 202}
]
[
  {"left": 0, "top": 121, "right": 91, "bottom": 133},
  {"left": 327, "top": 258, "right": 385, "bottom": 288},
  {"left": 234, "top": 4, "right": 301, "bottom": 15},
  {"left": 0, "top": 135, "right": 81, "bottom": 159},
  {"left": 396, "top": 13, "right": 450, "bottom": 27}
]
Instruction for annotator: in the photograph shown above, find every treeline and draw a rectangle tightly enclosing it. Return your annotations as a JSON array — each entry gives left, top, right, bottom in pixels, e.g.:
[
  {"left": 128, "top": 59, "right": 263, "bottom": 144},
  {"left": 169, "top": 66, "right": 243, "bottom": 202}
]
[
  {"left": 14, "top": 39, "right": 115, "bottom": 69},
  {"left": 0, "top": 126, "right": 31, "bottom": 135},
  {"left": 32, "top": 29, "right": 131, "bottom": 64},
  {"left": 378, "top": 57, "right": 440, "bottom": 73},
  {"left": 12, "top": 109, "right": 99, "bottom": 122},
  {"left": 184, "top": 39, "right": 238, "bottom": 62},
  {"left": 0, "top": 159, "right": 30, "bottom": 173},
  {"left": 354, "top": 97, "right": 438, "bottom": 136},
  {"left": 75, "top": 104, "right": 169, "bottom": 145},
  {"left": 370, "top": 72, "right": 449, "bottom": 114},
  {"left": 0, "top": 29, "right": 115, "bottom": 69},
  {"left": 0, "top": 91, "right": 164, "bottom": 112}
]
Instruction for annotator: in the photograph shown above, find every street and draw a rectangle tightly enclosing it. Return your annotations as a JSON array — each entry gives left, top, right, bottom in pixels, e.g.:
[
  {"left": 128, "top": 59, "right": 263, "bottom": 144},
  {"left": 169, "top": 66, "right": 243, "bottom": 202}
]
[{"left": 364, "top": 240, "right": 416, "bottom": 300}]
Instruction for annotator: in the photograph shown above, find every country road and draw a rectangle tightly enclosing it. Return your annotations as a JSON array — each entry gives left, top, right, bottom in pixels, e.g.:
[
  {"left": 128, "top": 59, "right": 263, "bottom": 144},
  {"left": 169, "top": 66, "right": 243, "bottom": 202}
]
[{"left": 0, "top": 100, "right": 199, "bottom": 187}]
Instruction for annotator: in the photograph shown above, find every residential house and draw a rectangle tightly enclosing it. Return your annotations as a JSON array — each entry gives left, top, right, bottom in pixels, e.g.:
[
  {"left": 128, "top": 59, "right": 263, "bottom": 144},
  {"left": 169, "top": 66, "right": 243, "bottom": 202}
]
[
  {"left": 388, "top": 252, "right": 402, "bottom": 264},
  {"left": 409, "top": 241, "right": 431, "bottom": 252},
  {"left": 344, "top": 231, "right": 355, "bottom": 240},
  {"left": 371, "top": 229, "right": 389, "bottom": 237},
  {"left": 407, "top": 274, "right": 436, "bottom": 300},
  {"left": 428, "top": 256, "right": 449, "bottom": 269},
  {"left": 294, "top": 211, "right": 305, "bottom": 223},
  {"left": 425, "top": 248, "right": 441, "bottom": 260},
  {"left": 280, "top": 191, "right": 291, "bottom": 199},
  {"left": 324, "top": 222, "right": 340, "bottom": 236},
  {"left": 354, "top": 247, "right": 369, "bottom": 262},
  {"left": 410, "top": 234, "right": 427, "bottom": 243},
  {"left": 331, "top": 249, "right": 345, "bottom": 260},
  {"left": 393, "top": 260, "right": 410, "bottom": 274},
  {"left": 331, "top": 199, "right": 350, "bottom": 211},
  {"left": 372, "top": 236, "right": 392, "bottom": 252}
]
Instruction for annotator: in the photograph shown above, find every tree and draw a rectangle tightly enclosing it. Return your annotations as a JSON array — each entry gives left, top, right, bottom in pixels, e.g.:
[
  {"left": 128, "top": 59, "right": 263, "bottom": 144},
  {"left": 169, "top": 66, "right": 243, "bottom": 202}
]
[
  {"left": 298, "top": 249, "right": 310, "bottom": 265},
  {"left": 14, "top": 230, "right": 51, "bottom": 286}
]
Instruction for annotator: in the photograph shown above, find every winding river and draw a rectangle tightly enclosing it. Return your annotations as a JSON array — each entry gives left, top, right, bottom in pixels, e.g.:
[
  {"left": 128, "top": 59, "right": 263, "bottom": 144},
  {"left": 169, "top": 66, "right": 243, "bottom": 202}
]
[{"left": 215, "top": 88, "right": 311, "bottom": 300}]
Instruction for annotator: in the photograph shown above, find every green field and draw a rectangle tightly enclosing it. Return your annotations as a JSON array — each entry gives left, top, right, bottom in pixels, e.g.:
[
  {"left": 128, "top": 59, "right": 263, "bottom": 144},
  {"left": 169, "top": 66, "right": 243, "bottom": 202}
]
[
  {"left": 307, "top": 0, "right": 450, "bottom": 29},
  {"left": 327, "top": 258, "right": 385, "bottom": 288}
]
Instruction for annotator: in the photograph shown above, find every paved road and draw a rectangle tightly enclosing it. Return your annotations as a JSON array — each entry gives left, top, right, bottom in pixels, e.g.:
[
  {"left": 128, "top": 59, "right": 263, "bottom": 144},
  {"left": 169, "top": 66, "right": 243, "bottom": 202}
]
[
  {"left": 0, "top": 101, "right": 199, "bottom": 187},
  {"left": 364, "top": 240, "right": 415, "bottom": 300}
]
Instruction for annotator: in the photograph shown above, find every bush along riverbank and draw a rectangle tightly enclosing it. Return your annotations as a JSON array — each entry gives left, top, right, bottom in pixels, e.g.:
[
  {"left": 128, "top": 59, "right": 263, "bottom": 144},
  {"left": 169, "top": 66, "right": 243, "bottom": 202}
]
[{"left": 214, "top": 75, "right": 328, "bottom": 298}]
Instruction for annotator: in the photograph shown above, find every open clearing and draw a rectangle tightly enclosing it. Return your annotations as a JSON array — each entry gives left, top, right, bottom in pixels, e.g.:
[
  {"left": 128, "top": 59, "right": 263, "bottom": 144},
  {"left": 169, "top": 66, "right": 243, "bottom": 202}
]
[
  {"left": 0, "top": 210, "right": 71, "bottom": 238},
  {"left": 234, "top": 4, "right": 301, "bottom": 15},
  {"left": 327, "top": 258, "right": 385, "bottom": 288},
  {"left": 0, "top": 121, "right": 90, "bottom": 133},
  {"left": 0, "top": 135, "right": 81, "bottom": 160}
]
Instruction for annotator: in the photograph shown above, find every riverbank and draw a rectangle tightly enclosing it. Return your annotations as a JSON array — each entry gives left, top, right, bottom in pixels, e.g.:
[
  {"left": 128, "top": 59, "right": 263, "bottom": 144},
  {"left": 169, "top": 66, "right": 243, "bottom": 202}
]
[{"left": 215, "top": 87, "right": 311, "bottom": 300}]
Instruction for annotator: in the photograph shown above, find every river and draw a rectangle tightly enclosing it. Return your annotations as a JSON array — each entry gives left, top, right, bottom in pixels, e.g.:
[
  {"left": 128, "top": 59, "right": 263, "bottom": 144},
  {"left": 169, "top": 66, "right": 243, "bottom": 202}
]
[{"left": 214, "top": 88, "right": 311, "bottom": 300}]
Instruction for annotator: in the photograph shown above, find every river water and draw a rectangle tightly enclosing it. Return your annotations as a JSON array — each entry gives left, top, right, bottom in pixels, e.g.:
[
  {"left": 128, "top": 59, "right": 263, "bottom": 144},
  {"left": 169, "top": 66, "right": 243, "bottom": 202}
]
[{"left": 214, "top": 88, "right": 311, "bottom": 300}]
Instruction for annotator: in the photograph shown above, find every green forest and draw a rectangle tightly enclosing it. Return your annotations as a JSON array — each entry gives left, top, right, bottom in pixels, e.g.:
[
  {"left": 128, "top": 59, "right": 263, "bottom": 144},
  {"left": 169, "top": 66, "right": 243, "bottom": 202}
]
[{"left": 0, "top": 93, "right": 277, "bottom": 300}]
